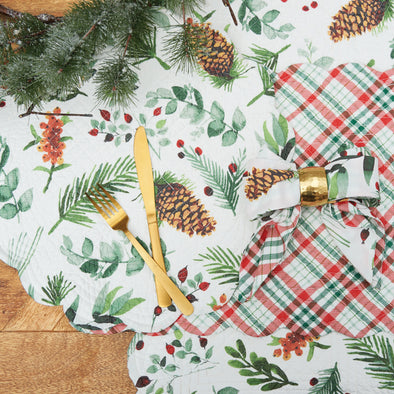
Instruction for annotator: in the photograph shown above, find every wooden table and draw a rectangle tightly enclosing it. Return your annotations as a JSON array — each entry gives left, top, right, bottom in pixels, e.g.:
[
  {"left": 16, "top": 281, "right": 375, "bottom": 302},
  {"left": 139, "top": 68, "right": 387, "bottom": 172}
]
[{"left": 0, "top": 1, "right": 136, "bottom": 391}]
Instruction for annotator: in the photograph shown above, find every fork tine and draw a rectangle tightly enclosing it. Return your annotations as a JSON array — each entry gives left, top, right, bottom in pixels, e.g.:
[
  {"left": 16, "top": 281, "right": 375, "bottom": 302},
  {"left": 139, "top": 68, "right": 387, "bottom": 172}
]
[
  {"left": 98, "top": 184, "right": 121, "bottom": 210},
  {"left": 92, "top": 186, "right": 116, "bottom": 216},
  {"left": 85, "top": 192, "right": 110, "bottom": 219}
]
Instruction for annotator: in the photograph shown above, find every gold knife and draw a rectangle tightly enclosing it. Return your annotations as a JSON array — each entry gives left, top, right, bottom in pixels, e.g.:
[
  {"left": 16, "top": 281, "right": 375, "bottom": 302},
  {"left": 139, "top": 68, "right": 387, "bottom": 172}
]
[{"left": 134, "top": 126, "right": 172, "bottom": 307}]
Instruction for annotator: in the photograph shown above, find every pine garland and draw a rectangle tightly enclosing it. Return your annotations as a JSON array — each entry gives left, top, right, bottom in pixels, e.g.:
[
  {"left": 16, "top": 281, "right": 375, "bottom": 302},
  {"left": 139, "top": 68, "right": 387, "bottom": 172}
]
[{"left": 0, "top": 0, "right": 210, "bottom": 110}]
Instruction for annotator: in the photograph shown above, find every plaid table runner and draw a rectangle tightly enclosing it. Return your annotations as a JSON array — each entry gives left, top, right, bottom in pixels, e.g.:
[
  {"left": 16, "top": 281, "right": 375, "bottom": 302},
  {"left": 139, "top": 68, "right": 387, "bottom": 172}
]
[{"left": 163, "top": 63, "right": 394, "bottom": 338}]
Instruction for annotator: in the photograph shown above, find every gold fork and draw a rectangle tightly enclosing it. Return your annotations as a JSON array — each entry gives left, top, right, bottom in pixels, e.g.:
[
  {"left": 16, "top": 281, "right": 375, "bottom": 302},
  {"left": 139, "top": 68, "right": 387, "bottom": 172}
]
[{"left": 86, "top": 185, "right": 193, "bottom": 316}]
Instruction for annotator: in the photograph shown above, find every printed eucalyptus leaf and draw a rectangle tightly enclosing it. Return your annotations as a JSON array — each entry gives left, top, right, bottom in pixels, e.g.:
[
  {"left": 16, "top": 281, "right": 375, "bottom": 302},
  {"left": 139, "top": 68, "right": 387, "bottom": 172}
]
[
  {"left": 17, "top": 188, "right": 33, "bottom": 212},
  {"left": 165, "top": 100, "right": 177, "bottom": 114},
  {"left": 313, "top": 56, "right": 334, "bottom": 69},
  {"left": 0, "top": 144, "right": 10, "bottom": 171},
  {"left": 0, "top": 203, "right": 17, "bottom": 219},
  {"left": 184, "top": 338, "right": 193, "bottom": 352},
  {"left": 100, "top": 241, "right": 118, "bottom": 262},
  {"left": 193, "top": 89, "right": 204, "bottom": 109},
  {"left": 5, "top": 168, "right": 19, "bottom": 191},
  {"left": 263, "top": 24, "right": 276, "bottom": 39},
  {"left": 147, "top": 365, "right": 159, "bottom": 373},
  {"left": 249, "top": 16, "right": 262, "bottom": 35},
  {"left": 279, "top": 23, "right": 295, "bottom": 32},
  {"left": 82, "top": 237, "right": 94, "bottom": 257},
  {"left": 211, "top": 101, "right": 225, "bottom": 121},
  {"left": 246, "top": 0, "right": 266, "bottom": 12},
  {"left": 126, "top": 258, "right": 144, "bottom": 276},
  {"left": 156, "top": 119, "right": 166, "bottom": 129},
  {"left": 208, "top": 120, "right": 226, "bottom": 137},
  {"left": 156, "top": 88, "right": 173, "bottom": 98},
  {"left": 145, "top": 98, "right": 159, "bottom": 108},
  {"left": 102, "top": 262, "right": 119, "bottom": 278},
  {"left": 336, "top": 169, "right": 349, "bottom": 198},
  {"left": 165, "top": 364, "right": 176, "bottom": 372},
  {"left": 363, "top": 156, "right": 375, "bottom": 185},
  {"left": 176, "top": 350, "right": 187, "bottom": 359},
  {"left": 172, "top": 86, "right": 188, "bottom": 101},
  {"left": 238, "top": 2, "right": 247, "bottom": 23},
  {"left": 222, "top": 130, "right": 238, "bottom": 146},
  {"left": 80, "top": 259, "right": 99, "bottom": 274},
  {"left": 190, "top": 355, "right": 201, "bottom": 364},
  {"left": 232, "top": 108, "right": 246, "bottom": 131},
  {"left": 180, "top": 103, "right": 204, "bottom": 123},
  {"left": 217, "top": 388, "right": 239, "bottom": 394},
  {"left": 159, "top": 138, "right": 171, "bottom": 147},
  {"left": 262, "top": 10, "right": 279, "bottom": 23},
  {"left": 0, "top": 185, "right": 12, "bottom": 202},
  {"left": 113, "top": 110, "right": 120, "bottom": 122}
]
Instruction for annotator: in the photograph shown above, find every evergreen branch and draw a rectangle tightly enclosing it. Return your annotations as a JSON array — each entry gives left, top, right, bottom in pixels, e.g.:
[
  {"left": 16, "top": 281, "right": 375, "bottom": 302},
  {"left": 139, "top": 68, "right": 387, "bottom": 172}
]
[
  {"left": 195, "top": 246, "right": 240, "bottom": 285},
  {"left": 182, "top": 146, "right": 246, "bottom": 215},
  {"left": 309, "top": 362, "right": 343, "bottom": 394},
  {"left": 41, "top": 272, "right": 76, "bottom": 306},
  {"left": 345, "top": 335, "right": 394, "bottom": 390},
  {"left": 48, "top": 156, "right": 137, "bottom": 234}
]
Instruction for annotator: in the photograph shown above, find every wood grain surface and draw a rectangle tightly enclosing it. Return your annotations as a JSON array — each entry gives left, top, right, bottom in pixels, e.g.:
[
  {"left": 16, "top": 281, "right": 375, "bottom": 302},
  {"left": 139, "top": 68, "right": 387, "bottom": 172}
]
[
  {"left": 0, "top": 261, "right": 137, "bottom": 393},
  {"left": 0, "top": 0, "right": 78, "bottom": 16}
]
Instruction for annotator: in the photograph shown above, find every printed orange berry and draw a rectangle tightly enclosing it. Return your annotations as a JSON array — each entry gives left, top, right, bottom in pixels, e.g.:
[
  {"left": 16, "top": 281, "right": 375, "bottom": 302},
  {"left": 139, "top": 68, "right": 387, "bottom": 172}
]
[
  {"left": 273, "top": 349, "right": 282, "bottom": 357},
  {"left": 219, "top": 293, "right": 227, "bottom": 304}
]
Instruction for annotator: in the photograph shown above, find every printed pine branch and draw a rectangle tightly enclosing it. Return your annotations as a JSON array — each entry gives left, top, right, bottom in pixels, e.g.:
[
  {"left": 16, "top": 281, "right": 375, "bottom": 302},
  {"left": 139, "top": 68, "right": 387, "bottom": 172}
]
[
  {"left": 195, "top": 246, "right": 240, "bottom": 285},
  {"left": 309, "top": 362, "right": 344, "bottom": 394},
  {"left": 345, "top": 335, "right": 394, "bottom": 390},
  {"left": 41, "top": 272, "right": 76, "bottom": 306},
  {"left": 183, "top": 146, "right": 246, "bottom": 215},
  {"left": 48, "top": 155, "right": 137, "bottom": 234}
]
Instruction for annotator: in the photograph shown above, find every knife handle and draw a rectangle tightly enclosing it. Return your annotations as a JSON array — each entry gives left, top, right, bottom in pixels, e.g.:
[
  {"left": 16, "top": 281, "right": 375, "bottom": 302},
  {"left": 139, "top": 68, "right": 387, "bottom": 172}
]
[
  {"left": 148, "top": 221, "right": 172, "bottom": 307},
  {"left": 123, "top": 229, "right": 193, "bottom": 316}
]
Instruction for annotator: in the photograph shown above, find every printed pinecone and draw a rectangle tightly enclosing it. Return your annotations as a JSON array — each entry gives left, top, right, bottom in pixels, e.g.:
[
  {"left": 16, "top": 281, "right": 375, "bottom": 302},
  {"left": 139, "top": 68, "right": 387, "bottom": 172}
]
[
  {"left": 245, "top": 168, "right": 295, "bottom": 201},
  {"left": 155, "top": 182, "right": 216, "bottom": 237},
  {"left": 187, "top": 18, "right": 234, "bottom": 78},
  {"left": 329, "top": 0, "right": 388, "bottom": 42}
]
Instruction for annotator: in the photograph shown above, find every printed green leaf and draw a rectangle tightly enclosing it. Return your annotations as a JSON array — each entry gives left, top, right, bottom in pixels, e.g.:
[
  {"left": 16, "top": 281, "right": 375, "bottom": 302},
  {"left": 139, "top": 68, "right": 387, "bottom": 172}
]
[
  {"left": 313, "top": 56, "right": 334, "bottom": 69},
  {"left": 185, "top": 338, "right": 192, "bottom": 352},
  {"left": 193, "top": 89, "right": 204, "bottom": 109},
  {"left": 278, "top": 114, "right": 289, "bottom": 142},
  {"left": 249, "top": 15, "right": 262, "bottom": 34},
  {"left": 336, "top": 170, "right": 349, "bottom": 199},
  {"left": 5, "top": 168, "right": 19, "bottom": 191},
  {"left": 238, "top": 2, "right": 247, "bottom": 23},
  {"left": 147, "top": 365, "right": 159, "bottom": 373},
  {"left": 222, "top": 130, "right": 238, "bottom": 146},
  {"left": 208, "top": 120, "right": 226, "bottom": 137},
  {"left": 156, "top": 119, "right": 166, "bottom": 129},
  {"left": 232, "top": 108, "right": 246, "bottom": 131},
  {"left": 92, "top": 282, "right": 110, "bottom": 315},
  {"left": 102, "top": 262, "right": 119, "bottom": 278},
  {"left": 328, "top": 172, "right": 338, "bottom": 200},
  {"left": 65, "top": 295, "right": 79, "bottom": 322},
  {"left": 100, "top": 242, "right": 118, "bottom": 262},
  {"left": 0, "top": 185, "right": 12, "bottom": 202},
  {"left": 263, "top": 121, "right": 279, "bottom": 154},
  {"left": 272, "top": 114, "right": 285, "bottom": 146},
  {"left": 113, "top": 297, "right": 144, "bottom": 315},
  {"left": 82, "top": 237, "right": 94, "bottom": 257},
  {"left": 262, "top": 10, "right": 279, "bottom": 23},
  {"left": 228, "top": 360, "right": 248, "bottom": 368},
  {"left": 236, "top": 339, "right": 247, "bottom": 359},
  {"left": 363, "top": 156, "right": 375, "bottom": 185},
  {"left": 190, "top": 355, "right": 201, "bottom": 364},
  {"left": 225, "top": 346, "right": 242, "bottom": 359},
  {"left": 211, "top": 101, "right": 225, "bottom": 121},
  {"left": 145, "top": 98, "right": 159, "bottom": 108},
  {"left": 17, "top": 189, "right": 33, "bottom": 212},
  {"left": 263, "top": 24, "right": 276, "bottom": 39},
  {"left": 0, "top": 144, "right": 10, "bottom": 171},
  {"left": 102, "top": 286, "right": 122, "bottom": 314},
  {"left": 261, "top": 382, "right": 286, "bottom": 391},
  {"left": 80, "top": 259, "right": 99, "bottom": 274},
  {"left": 109, "top": 290, "right": 133, "bottom": 315},
  {"left": 309, "top": 362, "right": 343, "bottom": 393},
  {"left": 34, "top": 166, "right": 51, "bottom": 173},
  {"left": 172, "top": 86, "right": 187, "bottom": 101},
  {"left": 165, "top": 364, "right": 176, "bottom": 372},
  {"left": 217, "top": 388, "right": 239, "bottom": 394},
  {"left": 180, "top": 103, "right": 204, "bottom": 124},
  {"left": 165, "top": 100, "right": 177, "bottom": 114},
  {"left": 176, "top": 350, "right": 187, "bottom": 359},
  {"left": 0, "top": 203, "right": 17, "bottom": 219},
  {"left": 126, "top": 258, "right": 145, "bottom": 276}
]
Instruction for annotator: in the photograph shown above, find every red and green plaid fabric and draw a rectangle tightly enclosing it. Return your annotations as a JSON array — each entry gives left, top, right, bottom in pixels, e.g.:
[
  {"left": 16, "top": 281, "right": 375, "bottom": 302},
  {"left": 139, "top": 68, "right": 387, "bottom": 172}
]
[{"left": 149, "top": 63, "right": 393, "bottom": 338}]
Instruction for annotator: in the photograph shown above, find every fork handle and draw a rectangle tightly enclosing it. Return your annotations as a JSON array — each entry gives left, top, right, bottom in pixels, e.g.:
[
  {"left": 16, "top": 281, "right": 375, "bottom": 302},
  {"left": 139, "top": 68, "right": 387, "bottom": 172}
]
[{"left": 123, "top": 229, "right": 194, "bottom": 316}]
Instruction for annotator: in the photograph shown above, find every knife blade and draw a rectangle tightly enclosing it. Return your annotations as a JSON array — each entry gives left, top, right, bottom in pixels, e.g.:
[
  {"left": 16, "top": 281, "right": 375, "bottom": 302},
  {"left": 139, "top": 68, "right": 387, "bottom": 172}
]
[{"left": 134, "top": 126, "right": 172, "bottom": 307}]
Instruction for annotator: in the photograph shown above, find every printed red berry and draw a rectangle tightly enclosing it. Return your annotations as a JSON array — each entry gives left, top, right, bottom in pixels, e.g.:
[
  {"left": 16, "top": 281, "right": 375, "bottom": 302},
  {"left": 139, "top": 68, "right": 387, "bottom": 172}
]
[
  {"left": 357, "top": 152, "right": 362, "bottom": 156},
  {"left": 124, "top": 113, "right": 132, "bottom": 123},
  {"left": 154, "top": 306, "right": 162, "bottom": 316},
  {"left": 199, "top": 282, "right": 210, "bottom": 291},
  {"left": 199, "top": 337, "right": 208, "bottom": 348},
  {"left": 153, "top": 107, "right": 162, "bottom": 116},
  {"left": 281, "top": 0, "right": 287, "bottom": 2},
  {"left": 166, "top": 344, "right": 175, "bottom": 355},
  {"left": 228, "top": 163, "right": 237, "bottom": 173},
  {"left": 243, "top": 171, "right": 249, "bottom": 177},
  {"left": 178, "top": 266, "right": 188, "bottom": 283},
  {"left": 135, "top": 376, "right": 151, "bottom": 388},
  {"left": 302, "top": 5, "right": 309, "bottom": 11},
  {"left": 89, "top": 128, "right": 99, "bottom": 136},
  {"left": 178, "top": 152, "right": 185, "bottom": 159},
  {"left": 176, "top": 139, "right": 184, "bottom": 148},
  {"left": 310, "top": 378, "right": 318, "bottom": 386},
  {"left": 136, "top": 340, "right": 144, "bottom": 350},
  {"left": 310, "top": 1, "right": 318, "bottom": 8},
  {"left": 340, "top": 150, "right": 348, "bottom": 157},
  {"left": 195, "top": 147, "right": 202, "bottom": 155},
  {"left": 100, "top": 109, "right": 111, "bottom": 121},
  {"left": 360, "top": 228, "right": 370, "bottom": 244},
  {"left": 104, "top": 133, "right": 114, "bottom": 142},
  {"left": 204, "top": 186, "right": 213, "bottom": 196},
  {"left": 0, "top": 101, "right": 5, "bottom": 107},
  {"left": 186, "top": 293, "right": 198, "bottom": 303},
  {"left": 375, "top": 182, "right": 380, "bottom": 191}
]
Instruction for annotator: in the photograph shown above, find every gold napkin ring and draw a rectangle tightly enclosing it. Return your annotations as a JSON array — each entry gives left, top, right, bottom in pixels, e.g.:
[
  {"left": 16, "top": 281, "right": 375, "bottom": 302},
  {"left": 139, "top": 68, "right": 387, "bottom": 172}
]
[{"left": 298, "top": 167, "right": 328, "bottom": 206}]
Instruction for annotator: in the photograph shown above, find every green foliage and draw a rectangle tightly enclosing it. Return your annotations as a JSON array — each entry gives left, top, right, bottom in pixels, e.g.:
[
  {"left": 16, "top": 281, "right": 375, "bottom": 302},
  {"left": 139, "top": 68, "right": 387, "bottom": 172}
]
[
  {"left": 309, "top": 362, "right": 343, "bottom": 394},
  {"left": 345, "top": 335, "right": 394, "bottom": 390},
  {"left": 297, "top": 40, "right": 334, "bottom": 69},
  {"left": 182, "top": 147, "right": 246, "bottom": 214},
  {"left": 225, "top": 339, "right": 298, "bottom": 390},
  {"left": 48, "top": 155, "right": 137, "bottom": 234},
  {"left": 41, "top": 271, "right": 76, "bottom": 306},
  {"left": 0, "top": 0, "right": 203, "bottom": 109},
  {"left": 196, "top": 246, "right": 240, "bottom": 285},
  {"left": 7, "top": 227, "right": 43, "bottom": 277}
]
